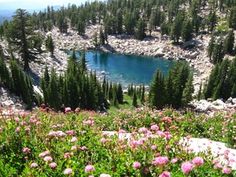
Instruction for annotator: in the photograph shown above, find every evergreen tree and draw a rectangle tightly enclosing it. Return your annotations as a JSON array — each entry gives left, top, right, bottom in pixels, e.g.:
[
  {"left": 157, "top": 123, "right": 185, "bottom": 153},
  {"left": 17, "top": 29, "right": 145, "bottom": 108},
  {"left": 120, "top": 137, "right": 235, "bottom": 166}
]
[
  {"left": 149, "top": 70, "right": 166, "bottom": 109},
  {"left": 208, "top": 35, "right": 215, "bottom": 59},
  {"left": 99, "top": 27, "right": 105, "bottom": 45},
  {"left": 7, "top": 9, "right": 33, "bottom": 70},
  {"left": 211, "top": 39, "right": 224, "bottom": 64},
  {"left": 0, "top": 56, "right": 11, "bottom": 88},
  {"left": 229, "top": 6, "right": 236, "bottom": 29},
  {"left": 181, "top": 20, "right": 193, "bottom": 42},
  {"left": 207, "top": 11, "right": 217, "bottom": 32},
  {"left": 117, "top": 83, "right": 123, "bottom": 104},
  {"left": 132, "top": 91, "right": 138, "bottom": 107},
  {"left": 10, "top": 59, "right": 33, "bottom": 108},
  {"left": 224, "top": 30, "right": 235, "bottom": 55},
  {"left": 135, "top": 19, "right": 146, "bottom": 40},
  {"left": 77, "top": 19, "right": 85, "bottom": 35},
  {"left": 197, "top": 82, "right": 203, "bottom": 100},
  {"left": 79, "top": 51, "right": 87, "bottom": 71},
  {"left": 181, "top": 73, "right": 194, "bottom": 106},
  {"left": 45, "top": 35, "right": 54, "bottom": 56},
  {"left": 140, "top": 84, "right": 145, "bottom": 104},
  {"left": 171, "top": 13, "right": 184, "bottom": 43}
]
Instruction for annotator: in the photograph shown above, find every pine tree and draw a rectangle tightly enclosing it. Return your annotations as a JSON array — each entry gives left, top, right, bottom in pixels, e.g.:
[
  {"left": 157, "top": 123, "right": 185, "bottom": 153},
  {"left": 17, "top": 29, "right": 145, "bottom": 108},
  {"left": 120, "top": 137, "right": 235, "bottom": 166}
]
[
  {"left": 7, "top": 9, "right": 33, "bottom": 70},
  {"left": 207, "top": 11, "right": 217, "bottom": 32},
  {"left": 208, "top": 35, "right": 215, "bottom": 59},
  {"left": 197, "top": 82, "right": 203, "bottom": 100},
  {"left": 182, "top": 73, "right": 194, "bottom": 106},
  {"left": 79, "top": 51, "right": 87, "bottom": 71},
  {"left": 224, "top": 30, "right": 235, "bottom": 55},
  {"left": 93, "top": 32, "right": 99, "bottom": 48},
  {"left": 171, "top": 13, "right": 184, "bottom": 43},
  {"left": 181, "top": 20, "right": 193, "bottom": 42},
  {"left": 229, "top": 6, "right": 236, "bottom": 29},
  {"left": 117, "top": 83, "right": 123, "bottom": 104},
  {"left": 132, "top": 91, "right": 138, "bottom": 107},
  {"left": 135, "top": 19, "right": 146, "bottom": 40},
  {"left": 45, "top": 35, "right": 54, "bottom": 56},
  {"left": 0, "top": 56, "right": 11, "bottom": 88},
  {"left": 77, "top": 19, "right": 85, "bottom": 35},
  {"left": 212, "top": 39, "right": 224, "bottom": 64},
  {"left": 10, "top": 60, "right": 33, "bottom": 108},
  {"left": 140, "top": 84, "right": 145, "bottom": 104},
  {"left": 47, "top": 68, "right": 61, "bottom": 109},
  {"left": 149, "top": 70, "right": 166, "bottom": 109},
  {"left": 99, "top": 27, "right": 105, "bottom": 45}
]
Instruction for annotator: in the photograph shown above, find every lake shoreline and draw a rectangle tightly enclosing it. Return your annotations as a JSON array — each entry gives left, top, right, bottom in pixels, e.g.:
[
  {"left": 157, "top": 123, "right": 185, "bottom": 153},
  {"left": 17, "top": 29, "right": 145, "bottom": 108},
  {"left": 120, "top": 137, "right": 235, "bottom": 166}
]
[{"left": 49, "top": 25, "right": 214, "bottom": 93}]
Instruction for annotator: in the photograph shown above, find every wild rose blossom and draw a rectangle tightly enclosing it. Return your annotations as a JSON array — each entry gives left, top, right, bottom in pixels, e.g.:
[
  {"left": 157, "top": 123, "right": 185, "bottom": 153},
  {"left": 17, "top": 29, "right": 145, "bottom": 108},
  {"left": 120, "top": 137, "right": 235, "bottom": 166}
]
[
  {"left": 181, "top": 162, "right": 194, "bottom": 174},
  {"left": 63, "top": 168, "right": 73, "bottom": 175},
  {"left": 133, "top": 161, "right": 141, "bottom": 169},
  {"left": 85, "top": 165, "right": 95, "bottom": 173}
]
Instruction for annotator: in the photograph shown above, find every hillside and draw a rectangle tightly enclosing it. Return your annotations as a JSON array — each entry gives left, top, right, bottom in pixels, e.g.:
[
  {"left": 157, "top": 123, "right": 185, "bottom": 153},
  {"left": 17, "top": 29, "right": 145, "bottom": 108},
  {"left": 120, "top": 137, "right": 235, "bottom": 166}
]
[{"left": 0, "top": 107, "right": 235, "bottom": 176}]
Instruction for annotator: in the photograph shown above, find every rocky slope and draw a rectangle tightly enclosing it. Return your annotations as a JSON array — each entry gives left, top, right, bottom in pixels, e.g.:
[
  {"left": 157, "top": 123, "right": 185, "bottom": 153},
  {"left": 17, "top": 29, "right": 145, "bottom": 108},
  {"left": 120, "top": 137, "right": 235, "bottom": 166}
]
[{"left": 49, "top": 25, "right": 215, "bottom": 93}]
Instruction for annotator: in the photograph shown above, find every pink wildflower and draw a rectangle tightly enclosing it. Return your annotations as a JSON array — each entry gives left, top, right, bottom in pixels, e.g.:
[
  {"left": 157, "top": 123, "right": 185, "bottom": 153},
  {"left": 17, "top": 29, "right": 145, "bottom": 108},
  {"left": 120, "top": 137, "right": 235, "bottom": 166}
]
[
  {"left": 63, "top": 168, "right": 73, "bottom": 175},
  {"left": 43, "top": 156, "right": 53, "bottom": 162},
  {"left": 152, "top": 156, "right": 169, "bottom": 166},
  {"left": 192, "top": 157, "right": 204, "bottom": 166},
  {"left": 85, "top": 165, "right": 95, "bottom": 173},
  {"left": 71, "top": 145, "right": 77, "bottom": 151},
  {"left": 39, "top": 150, "right": 50, "bottom": 158},
  {"left": 181, "top": 162, "right": 194, "bottom": 174},
  {"left": 171, "top": 158, "right": 178, "bottom": 164},
  {"left": 49, "top": 162, "right": 57, "bottom": 169},
  {"left": 30, "top": 162, "right": 38, "bottom": 168},
  {"left": 151, "top": 145, "right": 157, "bottom": 150},
  {"left": 15, "top": 127, "right": 20, "bottom": 133},
  {"left": 159, "top": 171, "right": 171, "bottom": 177},
  {"left": 151, "top": 124, "right": 159, "bottom": 131},
  {"left": 222, "top": 167, "right": 232, "bottom": 174},
  {"left": 66, "top": 130, "right": 75, "bottom": 136},
  {"left": 65, "top": 107, "right": 72, "bottom": 113},
  {"left": 80, "top": 146, "right": 88, "bottom": 151},
  {"left": 70, "top": 137, "right": 78, "bottom": 143},
  {"left": 22, "top": 147, "right": 31, "bottom": 154},
  {"left": 100, "top": 138, "right": 107, "bottom": 144},
  {"left": 100, "top": 174, "right": 111, "bottom": 177},
  {"left": 138, "top": 127, "right": 148, "bottom": 134},
  {"left": 64, "top": 152, "right": 72, "bottom": 159},
  {"left": 133, "top": 161, "right": 141, "bottom": 169}
]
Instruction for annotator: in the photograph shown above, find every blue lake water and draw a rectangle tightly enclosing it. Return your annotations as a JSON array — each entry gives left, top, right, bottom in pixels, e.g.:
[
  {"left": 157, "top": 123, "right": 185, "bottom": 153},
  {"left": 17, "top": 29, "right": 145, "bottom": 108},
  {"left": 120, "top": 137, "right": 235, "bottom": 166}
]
[{"left": 74, "top": 50, "right": 174, "bottom": 86}]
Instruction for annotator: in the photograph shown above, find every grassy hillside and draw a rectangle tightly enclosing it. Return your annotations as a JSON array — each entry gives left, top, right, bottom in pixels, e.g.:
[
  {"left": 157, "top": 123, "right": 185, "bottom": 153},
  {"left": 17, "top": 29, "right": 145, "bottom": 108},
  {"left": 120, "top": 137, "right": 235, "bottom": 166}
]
[{"left": 0, "top": 107, "right": 235, "bottom": 176}]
